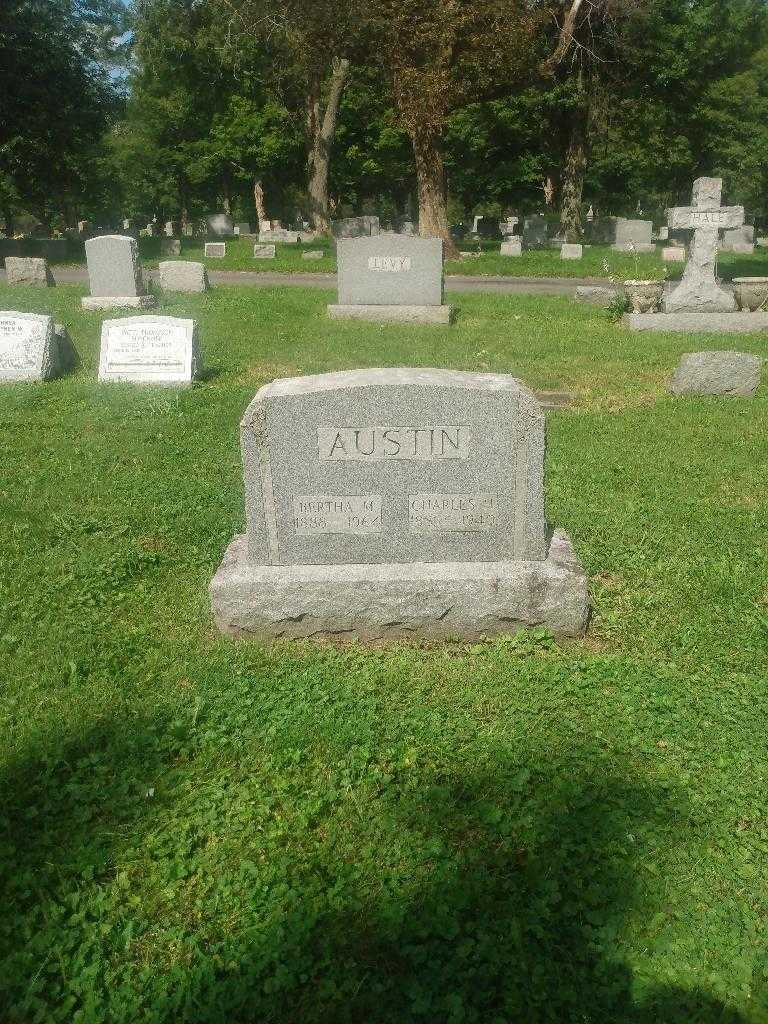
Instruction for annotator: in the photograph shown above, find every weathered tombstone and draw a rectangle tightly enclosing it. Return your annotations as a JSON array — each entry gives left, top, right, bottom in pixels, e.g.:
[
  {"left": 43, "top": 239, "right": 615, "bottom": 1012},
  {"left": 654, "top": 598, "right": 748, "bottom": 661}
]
[
  {"left": 500, "top": 216, "right": 519, "bottom": 237},
  {"left": 400, "top": 220, "right": 416, "bottom": 235},
  {"left": 664, "top": 177, "right": 743, "bottom": 313},
  {"left": 259, "top": 220, "right": 272, "bottom": 232},
  {"left": 662, "top": 246, "right": 686, "bottom": 262},
  {"left": 82, "top": 234, "right": 155, "bottom": 310},
  {"left": 658, "top": 227, "right": 669, "bottom": 241},
  {"left": 258, "top": 228, "right": 302, "bottom": 243},
  {"left": 253, "top": 244, "right": 276, "bottom": 259},
  {"left": 235, "top": 222, "right": 251, "bottom": 236},
  {"left": 0, "top": 311, "right": 65, "bottom": 381},
  {"left": 721, "top": 225, "right": 755, "bottom": 251},
  {"left": 575, "top": 285, "right": 621, "bottom": 307},
  {"left": 561, "top": 243, "right": 583, "bottom": 260},
  {"left": 331, "top": 216, "right": 380, "bottom": 239},
  {"left": 328, "top": 235, "right": 450, "bottom": 324},
  {"left": 206, "top": 213, "right": 234, "bottom": 237},
  {"left": 158, "top": 260, "right": 209, "bottom": 293},
  {"left": 98, "top": 315, "right": 202, "bottom": 385},
  {"left": 522, "top": 215, "right": 547, "bottom": 248},
  {"left": 670, "top": 351, "right": 763, "bottom": 397},
  {"left": 160, "top": 238, "right": 181, "bottom": 257},
  {"left": 500, "top": 238, "right": 522, "bottom": 257},
  {"left": 204, "top": 242, "right": 226, "bottom": 258},
  {"left": 4, "top": 256, "right": 54, "bottom": 287},
  {"left": 302, "top": 250, "right": 324, "bottom": 260},
  {"left": 611, "top": 218, "right": 653, "bottom": 252},
  {"left": 210, "top": 368, "right": 588, "bottom": 640}
]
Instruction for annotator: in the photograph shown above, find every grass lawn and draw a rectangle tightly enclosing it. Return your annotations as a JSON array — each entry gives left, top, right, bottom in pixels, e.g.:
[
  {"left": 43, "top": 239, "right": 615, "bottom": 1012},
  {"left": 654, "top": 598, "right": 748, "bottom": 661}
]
[
  {"left": 55, "top": 234, "right": 768, "bottom": 282},
  {"left": 1, "top": 281, "right": 768, "bottom": 1023}
]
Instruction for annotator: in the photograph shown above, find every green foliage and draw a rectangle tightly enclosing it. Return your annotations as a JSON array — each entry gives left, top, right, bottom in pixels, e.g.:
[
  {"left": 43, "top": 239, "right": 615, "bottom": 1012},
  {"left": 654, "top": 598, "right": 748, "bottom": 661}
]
[{"left": 1, "top": 281, "right": 768, "bottom": 1020}]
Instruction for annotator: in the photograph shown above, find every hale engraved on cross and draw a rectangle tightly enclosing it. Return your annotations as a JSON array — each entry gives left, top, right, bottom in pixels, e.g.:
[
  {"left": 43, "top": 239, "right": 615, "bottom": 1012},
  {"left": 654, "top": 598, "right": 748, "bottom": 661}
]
[{"left": 663, "top": 177, "right": 743, "bottom": 313}]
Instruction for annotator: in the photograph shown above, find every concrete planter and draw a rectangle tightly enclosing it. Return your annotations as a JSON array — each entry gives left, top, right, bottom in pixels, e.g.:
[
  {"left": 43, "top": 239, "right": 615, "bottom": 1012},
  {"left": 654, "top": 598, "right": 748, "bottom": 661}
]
[
  {"left": 733, "top": 277, "right": 768, "bottom": 312},
  {"left": 624, "top": 280, "right": 664, "bottom": 314}
]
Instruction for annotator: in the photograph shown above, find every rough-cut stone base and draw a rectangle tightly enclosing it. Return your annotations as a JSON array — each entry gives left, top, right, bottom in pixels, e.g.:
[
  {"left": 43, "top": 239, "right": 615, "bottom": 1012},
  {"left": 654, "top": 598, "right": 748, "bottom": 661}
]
[
  {"left": 210, "top": 529, "right": 589, "bottom": 642},
  {"left": 575, "top": 286, "right": 621, "bottom": 306},
  {"left": 624, "top": 312, "right": 768, "bottom": 333},
  {"left": 81, "top": 294, "right": 157, "bottom": 311},
  {"left": 328, "top": 303, "right": 452, "bottom": 325}
]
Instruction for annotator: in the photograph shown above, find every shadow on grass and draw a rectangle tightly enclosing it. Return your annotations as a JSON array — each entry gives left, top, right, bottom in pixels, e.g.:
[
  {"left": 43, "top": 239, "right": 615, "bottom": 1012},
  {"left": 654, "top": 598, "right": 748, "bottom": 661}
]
[{"left": 0, "top": 716, "right": 747, "bottom": 1024}]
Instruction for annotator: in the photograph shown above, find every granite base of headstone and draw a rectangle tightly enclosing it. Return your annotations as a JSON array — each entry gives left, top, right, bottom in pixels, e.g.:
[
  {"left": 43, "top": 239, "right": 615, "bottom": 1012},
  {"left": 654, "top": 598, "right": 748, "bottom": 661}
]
[
  {"left": 662, "top": 247, "right": 686, "bottom": 262},
  {"left": 575, "top": 286, "right": 621, "bottom": 307},
  {"left": 669, "top": 351, "right": 763, "bottom": 396},
  {"left": 204, "top": 242, "right": 226, "bottom": 258},
  {"left": 158, "top": 260, "right": 209, "bottom": 293},
  {"left": 98, "top": 315, "right": 202, "bottom": 386},
  {"left": 210, "top": 368, "right": 589, "bottom": 641},
  {"left": 0, "top": 311, "right": 69, "bottom": 381},
  {"left": 253, "top": 244, "right": 276, "bottom": 259},
  {"left": 82, "top": 234, "right": 156, "bottom": 311},
  {"left": 328, "top": 235, "right": 452, "bottom": 325},
  {"left": 500, "top": 239, "right": 522, "bottom": 257},
  {"left": 624, "top": 311, "right": 768, "bottom": 333},
  {"left": 4, "top": 256, "right": 54, "bottom": 286}
]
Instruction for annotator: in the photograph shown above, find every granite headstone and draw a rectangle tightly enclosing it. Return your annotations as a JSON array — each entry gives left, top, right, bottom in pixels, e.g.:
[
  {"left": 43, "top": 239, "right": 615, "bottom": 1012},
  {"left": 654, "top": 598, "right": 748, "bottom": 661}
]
[
  {"left": 158, "top": 260, "right": 209, "bottom": 293},
  {"left": 98, "top": 315, "right": 202, "bottom": 385},
  {"left": 82, "top": 235, "right": 155, "bottom": 310},
  {"left": 0, "top": 311, "right": 62, "bottom": 381}
]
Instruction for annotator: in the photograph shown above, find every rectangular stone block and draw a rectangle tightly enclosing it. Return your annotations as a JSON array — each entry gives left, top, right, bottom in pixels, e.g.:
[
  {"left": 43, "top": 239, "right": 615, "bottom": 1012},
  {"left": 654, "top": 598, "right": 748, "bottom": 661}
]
[
  {"left": 662, "top": 247, "right": 686, "bottom": 262},
  {"left": 332, "top": 216, "right": 380, "bottom": 238},
  {"left": 561, "top": 243, "right": 583, "bottom": 259},
  {"left": 98, "top": 315, "right": 202, "bottom": 385},
  {"left": 4, "top": 256, "right": 54, "bottom": 286},
  {"left": 327, "top": 304, "right": 452, "bottom": 325},
  {"left": 204, "top": 242, "right": 226, "bottom": 258},
  {"left": 500, "top": 238, "right": 522, "bottom": 256},
  {"left": 253, "top": 244, "right": 276, "bottom": 259},
  {"left": 0, "top": 311, "right": 60, "bottom": 381},
  {"left": 336, "top": 235, "right": 443, "bottom": 306},
  {"left": 158, "top": 260, "right": 209, "bottom": 293},
  {"left": 85, "top": 235, "right": 145, "bottom": 297},
  {"left": 302, "top": 250, "right": 324, "bottom": 260},
  {"left": 522, "top": 215, "right": 547, "bottom": 247},
  {"left": 239, "top": 368, "right": 547, "bottom": 567},
  {"left": 614, "top": 218, "right": 653, "bottom": 247},
  {"left": 624, "top": 311, "right": 768, "bottom": 333}
]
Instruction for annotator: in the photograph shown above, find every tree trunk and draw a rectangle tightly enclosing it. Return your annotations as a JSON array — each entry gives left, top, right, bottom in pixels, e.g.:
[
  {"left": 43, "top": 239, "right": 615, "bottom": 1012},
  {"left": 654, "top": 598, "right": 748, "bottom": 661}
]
[
  {"left": 559, "top": 111, "right": 588, "bottom": 241},
  {"left": 222, "top": 175, "right": 232, "bottom": 216},
  {"left": 253, "top": 178, "right": 267, "bottom": 225},
  {"left": 411, "top": 126, "right": 458, "bottom": 258},
  {"left": 306, "top": 57, "right": 350, "bottom": 235}
]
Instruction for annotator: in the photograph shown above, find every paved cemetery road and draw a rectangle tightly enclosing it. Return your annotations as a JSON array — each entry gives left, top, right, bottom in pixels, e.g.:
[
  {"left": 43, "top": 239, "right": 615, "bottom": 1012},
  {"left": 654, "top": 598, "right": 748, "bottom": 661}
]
[{"left": 16, "top": 267, "right": 605, "bottom": 296}]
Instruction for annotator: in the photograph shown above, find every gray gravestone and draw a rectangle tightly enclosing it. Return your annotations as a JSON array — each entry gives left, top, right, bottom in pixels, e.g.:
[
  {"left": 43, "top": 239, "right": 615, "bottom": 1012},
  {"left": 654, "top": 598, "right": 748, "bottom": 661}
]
[
  {"left": 204, "top": 242, "right": 226, "bottom": 258},
  {"left": 670, "top": 350, "right": 763, "bottom": 397},
  {"left": 158, "top": 260, "right": 209, "bottom": 293},
  {"left": 500, "top": 216, "right": 519, "bottom": 237},
  {"left": 160, "top": 238, "right": 181, "bottom": 257},
  {"left": 664, "top": 178, "right": 743, "bottom": 313},
  {"left": 500, "top": 238, "right": 522, "bottom": 256},
  {"left": 332, "top": 215, "right": 380, "bottom": 239},
  {"left": 561, "top": 243, "right": 583, "bottom": 260},
  {"left": 0, "top": 311, "right": 63, "bottom": 381},
  {"left": 329, "top": 235, "right": 449, "bottom": 324},
  {"left": 522, "top": 215, "right": 547, "bottom": 248},
  {"left": 4, "top": 256, "right": 54, "bottom": 286},
  {"left": 253, "top": 244, "right": 276, "bottom": 259},
  {"left": 722, "top": 225, "right": 755, "bottom": 251},
  {"left": 210, "top": 368, "right": 588, "bottom": 640},
  {"left": 662, "top": 246, "right": 686, "bottom": 262},
  {"left": 82, "top": 235, "right": 155, "bottom": 310},
  {"left": 206, "top": 213, "right": 234, "bottom": 237},
  {"left": 611, "top": 218, "right": 653, "bottom": 252},
  {"left": 235, "top": 222, "right": 251, "bottom": 236},
  {"left": 98, "top": 315, "right": 202, "bottom": 386}
]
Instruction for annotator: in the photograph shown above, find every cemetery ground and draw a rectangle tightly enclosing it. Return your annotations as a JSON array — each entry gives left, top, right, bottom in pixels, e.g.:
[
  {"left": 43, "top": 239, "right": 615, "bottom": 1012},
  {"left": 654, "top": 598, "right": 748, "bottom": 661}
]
[
  {"left": 1, "top": 281, "right": 768, "bottom": 1023},
  {"left": 41, "top": 235, "right": 768, "bottom": 282}
]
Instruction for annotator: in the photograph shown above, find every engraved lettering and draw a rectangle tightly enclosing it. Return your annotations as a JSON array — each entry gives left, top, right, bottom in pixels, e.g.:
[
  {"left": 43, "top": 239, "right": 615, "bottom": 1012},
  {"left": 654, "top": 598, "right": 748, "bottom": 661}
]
[
  {"left": 318, "top": 425, "right": 470, "bottom": 462},
  {"left": 409, "top": 493, "right": 497, "bottom": 533},
  {"left": 293, "top": 495, "right": 383, "bottom": 535}
]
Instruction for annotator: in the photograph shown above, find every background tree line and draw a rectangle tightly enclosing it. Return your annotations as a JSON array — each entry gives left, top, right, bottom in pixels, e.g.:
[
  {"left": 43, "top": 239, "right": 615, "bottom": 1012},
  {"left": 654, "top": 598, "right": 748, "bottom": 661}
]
[{"left": 2, "top": 0, "right": 767, "bottom": 253}]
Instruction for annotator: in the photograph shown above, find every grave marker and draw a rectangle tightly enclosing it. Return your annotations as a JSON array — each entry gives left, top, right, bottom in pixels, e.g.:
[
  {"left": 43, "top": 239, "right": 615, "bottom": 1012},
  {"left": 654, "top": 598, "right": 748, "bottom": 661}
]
[
  {"left": 0, "top": 311, "right": 63, "bottom": 381},
  {"left": 210, "top": 368, "right": 588, "bottom": 640},
  {"left": 98, "top": 315, "right": 202, "bottom": 385},
  {"left": 4, "top": 256, "right": 54, "bottom": 287},
  {"left": 204, "top": 242, "right": 226, "bottom": 258},
  {"left": 82, "top": 235, "right": 155, "bottom": 310},
  {"left": 158, "top": 260, "right": 209, "bottom": 293},
  {"left": 253, "top": 244, "right": 276, "bottom": 259}
]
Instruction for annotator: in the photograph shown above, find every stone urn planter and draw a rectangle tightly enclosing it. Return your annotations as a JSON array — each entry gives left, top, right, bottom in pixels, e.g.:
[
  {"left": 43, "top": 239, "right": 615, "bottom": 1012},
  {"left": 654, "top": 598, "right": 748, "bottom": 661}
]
[
  {"left": 733, "top": 277, "right": 768, "bottom": 312},
  {"left": 624, "top": 280, "right": 664, "bottom": 314}
]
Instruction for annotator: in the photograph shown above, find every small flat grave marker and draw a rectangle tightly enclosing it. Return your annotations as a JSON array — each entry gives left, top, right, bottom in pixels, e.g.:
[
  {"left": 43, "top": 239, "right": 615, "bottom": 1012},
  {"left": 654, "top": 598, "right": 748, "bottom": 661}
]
[
  {"left": 204, "top": 242, "right": 226, "bottom": 258},
  {"left": 98, "top": 315, "right": 202, "bottom": 386}
]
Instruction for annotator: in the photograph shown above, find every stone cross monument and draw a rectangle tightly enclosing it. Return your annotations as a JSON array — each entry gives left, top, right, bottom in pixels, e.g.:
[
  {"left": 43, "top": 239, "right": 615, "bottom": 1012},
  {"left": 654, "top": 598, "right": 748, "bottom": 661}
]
[{"left": 664, "top": 177, "right": 744, "bottom": 313}]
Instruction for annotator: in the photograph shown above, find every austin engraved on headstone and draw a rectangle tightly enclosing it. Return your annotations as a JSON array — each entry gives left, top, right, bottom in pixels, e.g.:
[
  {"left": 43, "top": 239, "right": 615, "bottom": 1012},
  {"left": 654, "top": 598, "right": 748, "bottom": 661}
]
[
  {"left": 0, "top": 311, "right": 64, "bottom": 382},
  {"left": 328, "top": 235, "right": 451, "bottom": 324},
  {"left": 98, "top": 315, "right": 202, "bottom": 386},
  {"left": 82, "top": 234, "right": 155, "bottom": 310},
  {"left": 210, "top": 368, "right": 588, "bottom": 640},
  {"left": 664, "top": 177, "right": 743, "bottom": 313}
]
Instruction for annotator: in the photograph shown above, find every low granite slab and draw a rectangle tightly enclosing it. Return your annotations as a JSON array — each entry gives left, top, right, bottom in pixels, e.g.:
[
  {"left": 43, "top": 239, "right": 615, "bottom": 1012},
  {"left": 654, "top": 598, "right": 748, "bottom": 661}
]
[
  {"left": 253, "top": 244, "right": 276, "bottom": 259},
  {"left": 670, "top": 350, "right": 763, "bottom": 397},
  {"left": 158, "top": 260, "right": 209, "bottom": 293},
  {"left": 5, "top": 256, "right": 54, "bottom": 286},
  {"left": 98, "top": 315, "right": 202, "bottom": 385},
  {"left": 662, "top": 247, "right": 686, "bottom": 262},
  {"left": 624, "top": 312, "right": 768, "bottom": 333},
  {"left": 204, "top": 242, "right": 226, "bottom": 258},
  {"left": 561, "top": 244, "right": 582, "bottom": 260},
  {"left": 500, "top": 239, "right": 522, "bottom": 256},
  {"left": 575, "top": 286, "right": 621, "bottom": 307}
]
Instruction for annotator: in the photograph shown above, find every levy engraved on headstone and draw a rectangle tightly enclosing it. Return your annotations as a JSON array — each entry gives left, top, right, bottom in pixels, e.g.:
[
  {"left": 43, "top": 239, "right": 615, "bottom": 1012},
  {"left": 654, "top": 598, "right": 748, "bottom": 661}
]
[
  {"left": 0, "top": 311, "right": 59, "bottom": 381},
  {"left": 239, "top": 368, "right": 546, "bottom": 567},
  {"left": 664, "top": 177, "right": 743, "bottom": 313},
  {"left": 98, "top": 315, "right": 201, "bottom": 385},
  {"left": 336, "top": 235, "right": 443, "bottom": 307}
]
